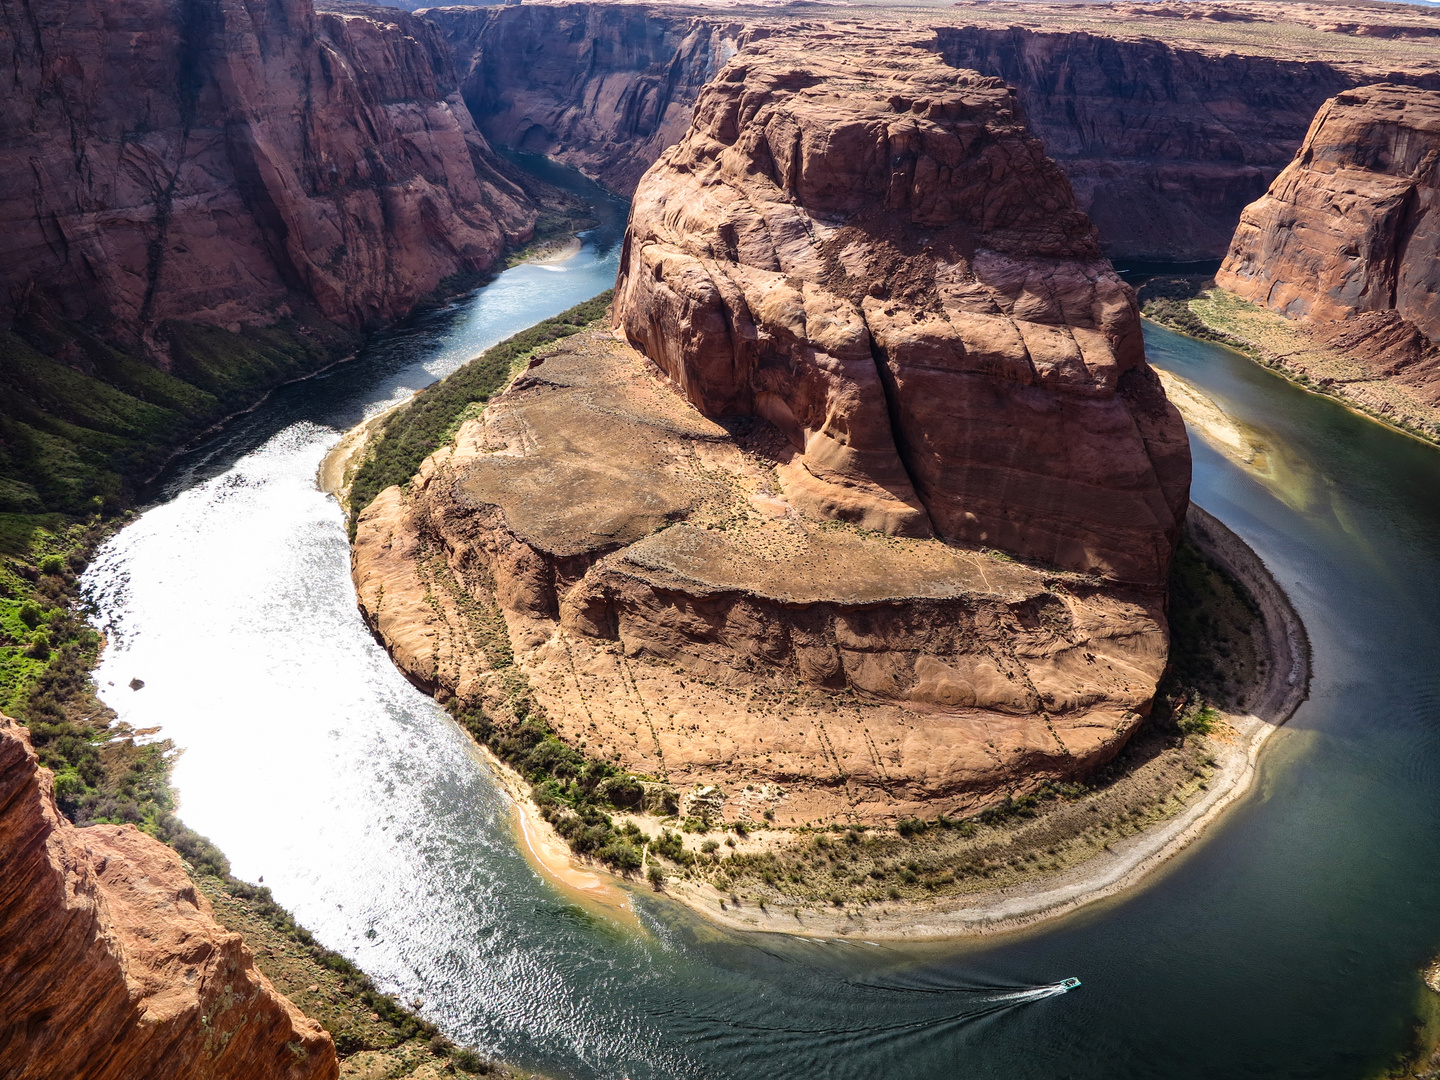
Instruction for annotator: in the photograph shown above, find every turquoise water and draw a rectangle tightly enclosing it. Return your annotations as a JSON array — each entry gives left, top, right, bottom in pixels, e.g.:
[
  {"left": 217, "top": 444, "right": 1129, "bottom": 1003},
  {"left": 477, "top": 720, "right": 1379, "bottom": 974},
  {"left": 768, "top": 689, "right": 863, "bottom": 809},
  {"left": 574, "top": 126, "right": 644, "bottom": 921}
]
[{"left": 80, "top": 162, "right": 1440, "bottom": 1076}]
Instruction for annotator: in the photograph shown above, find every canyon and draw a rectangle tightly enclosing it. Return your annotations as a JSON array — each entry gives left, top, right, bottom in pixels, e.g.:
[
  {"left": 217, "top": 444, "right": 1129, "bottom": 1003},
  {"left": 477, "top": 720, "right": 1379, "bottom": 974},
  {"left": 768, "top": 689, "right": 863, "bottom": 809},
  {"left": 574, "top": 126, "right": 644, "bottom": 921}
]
[
  {"left": 2, "top": 0, "right": 532, "bottom": 344},
  {"left": 352, "top": 33, "right": 1186, "bottom": 825},
  {"left": 0, "top": 714, "right": 337, "bottom": 1080},
  {"left": 428, "top": 0, "right": 1440, "bottom": 262},
  {"left": 5, "top": 0, "right": 1436, "bottom": 1073}
]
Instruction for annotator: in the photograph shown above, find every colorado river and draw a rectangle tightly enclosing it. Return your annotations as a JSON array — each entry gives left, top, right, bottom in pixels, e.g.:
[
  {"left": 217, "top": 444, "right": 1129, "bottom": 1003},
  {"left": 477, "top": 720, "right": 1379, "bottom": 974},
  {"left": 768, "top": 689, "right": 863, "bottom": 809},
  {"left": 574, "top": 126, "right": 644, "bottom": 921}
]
[{"left": 82, "top": 162, "right": 1440, "bottom": 1078}]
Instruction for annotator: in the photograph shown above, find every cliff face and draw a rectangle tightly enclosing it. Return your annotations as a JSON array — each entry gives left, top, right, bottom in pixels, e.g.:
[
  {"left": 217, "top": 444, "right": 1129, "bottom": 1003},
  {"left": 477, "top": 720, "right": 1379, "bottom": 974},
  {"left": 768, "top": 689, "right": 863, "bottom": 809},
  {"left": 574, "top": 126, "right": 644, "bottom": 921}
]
[
  {"left": 0, "top": 0, "right": 534, "bottom": 347},
  {"left": 425, "top": 3, "right": 747, "bottom": 194},
  {"left": 0, "top": 714, "right": 337, "bottom": 1080},
  {"left": 431, "top": 2, "right": 1438, "bottom": 262},
  {"left": 614, "top": 35, "right": 1189, "bottom": 586},
  {"left": 930, "top": 25, "right": 1356, "bottom": 261},
  {"left": 1216, "top": 84, "right": 1440, "bottom": 388}
]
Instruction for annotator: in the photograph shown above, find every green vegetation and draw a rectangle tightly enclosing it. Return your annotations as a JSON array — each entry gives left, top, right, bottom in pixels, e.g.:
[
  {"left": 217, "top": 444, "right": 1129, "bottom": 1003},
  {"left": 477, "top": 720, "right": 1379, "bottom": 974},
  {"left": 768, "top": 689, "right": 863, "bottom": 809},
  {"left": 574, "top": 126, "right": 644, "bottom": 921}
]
[
  {"left": 0, "top": 312, "right": 355, "bottom": 516},
  {"left": 347, "top": 291, "right": 614, "bottom": 529},
  {"left": 1137, "top": 276, "right": 1239, "bottom": 345}
]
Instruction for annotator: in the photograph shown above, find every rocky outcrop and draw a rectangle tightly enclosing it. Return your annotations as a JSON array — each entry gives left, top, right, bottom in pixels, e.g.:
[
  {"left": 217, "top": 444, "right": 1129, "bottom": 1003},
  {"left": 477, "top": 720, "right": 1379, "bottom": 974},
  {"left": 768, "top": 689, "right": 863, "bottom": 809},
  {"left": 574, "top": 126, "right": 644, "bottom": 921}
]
[
  {"left": 353, "top": 329, "right": 1170, "bottom": 823},
  {"left": 430, "top": 2, "right": 1440, "bottom": 262},
  {"left": 0, "top": 714, "right": 337, "bottom": 1080},
  {"left": 614, "top": 35, "right": 1190, "bottom": 586},
  {"left": 0, "top": 0, "right": 534, "bottom": 348},
  {"left": 1216, "top": 84, "right": 1440, "bottom": 395},
  {"left": 425, "top": 3, "right": 748, "bottom": 194}
]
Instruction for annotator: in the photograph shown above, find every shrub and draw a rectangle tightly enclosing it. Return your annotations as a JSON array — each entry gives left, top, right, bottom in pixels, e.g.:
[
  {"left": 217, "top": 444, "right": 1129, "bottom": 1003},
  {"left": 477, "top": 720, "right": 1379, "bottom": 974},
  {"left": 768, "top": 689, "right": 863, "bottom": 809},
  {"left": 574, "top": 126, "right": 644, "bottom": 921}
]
[
  {"left": 18, "top": 601, "right": 42, "bottom": 628},
  {"left": 896, "top": 817, "right": 927, "bottom": 838},
  {"left": 647, "top": 865, "right": 666, "bottom": 890}
]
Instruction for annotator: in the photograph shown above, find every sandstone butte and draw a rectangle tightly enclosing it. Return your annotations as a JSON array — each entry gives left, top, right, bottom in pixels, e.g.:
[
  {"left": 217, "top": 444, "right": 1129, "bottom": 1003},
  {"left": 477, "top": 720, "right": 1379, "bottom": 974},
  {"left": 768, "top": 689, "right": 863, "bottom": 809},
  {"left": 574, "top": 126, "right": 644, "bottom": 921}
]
[
  {"left": 1217, "top": 83, "right": 1440, "bottom": 405},
  {"left": 0, "top": 0, "right": 535, "bottom": 353},
  {"left": 353, "top": 34, "right": 1192, "bottom": 825},
  {"left": 0, "top": 713, "right": 338, "bottom": 1080}
]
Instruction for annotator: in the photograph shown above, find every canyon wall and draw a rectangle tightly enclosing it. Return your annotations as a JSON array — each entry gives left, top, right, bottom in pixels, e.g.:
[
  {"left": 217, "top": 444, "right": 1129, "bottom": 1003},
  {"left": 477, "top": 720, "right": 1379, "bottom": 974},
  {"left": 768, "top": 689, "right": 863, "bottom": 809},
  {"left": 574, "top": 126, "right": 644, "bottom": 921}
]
[
  {"left": 614, "top": 33, "right": 1190, "bottom": 586},
  {"left": 430, "top": 2, "right": 1437, "bottom": 261},
  {"left": 0, "top": 714, "right": 337, "bottom": 1080},
  {"left": 1216, "top": 84, "right": 1440, "bottom": 387},
  {"left": 929, "top": 25, "right": 1357, "bottom": 262},
  {"left": 425, "top": 3, "right": 749, "bottom": 194},
  {"left": 0, "top": 0, "right": 534, "bottom": 348}
]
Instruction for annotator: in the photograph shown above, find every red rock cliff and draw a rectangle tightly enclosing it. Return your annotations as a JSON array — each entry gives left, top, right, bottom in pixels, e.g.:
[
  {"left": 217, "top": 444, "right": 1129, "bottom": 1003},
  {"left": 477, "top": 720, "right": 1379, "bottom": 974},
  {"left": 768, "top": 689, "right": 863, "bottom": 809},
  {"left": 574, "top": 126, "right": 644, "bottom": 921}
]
[
  {"left": 614, "top": 34, "right": 1190, "bottom": 586},
  {"left": 0, "top": 0, "right": 534, "bottom": 347},
  {"left": 0, "top": 714, "right": 337, "bottom": 1080},
  {"left": 1217, "top": 84, "right": 1440, "bottom": 380},
  {"left": 425, "top": 2, "right": 749, "bottom": 194},
  {"left": 430, "top": 2, "right": 1440, "bottom": 262}
]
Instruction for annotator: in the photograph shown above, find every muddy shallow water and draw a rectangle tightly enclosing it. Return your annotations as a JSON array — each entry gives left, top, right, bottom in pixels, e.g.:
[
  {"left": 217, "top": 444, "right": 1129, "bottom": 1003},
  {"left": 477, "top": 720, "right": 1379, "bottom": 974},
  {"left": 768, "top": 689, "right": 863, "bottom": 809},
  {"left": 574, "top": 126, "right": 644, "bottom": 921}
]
[{"left": 83, "top": 162, "right": 1440, "bottom": 1077}]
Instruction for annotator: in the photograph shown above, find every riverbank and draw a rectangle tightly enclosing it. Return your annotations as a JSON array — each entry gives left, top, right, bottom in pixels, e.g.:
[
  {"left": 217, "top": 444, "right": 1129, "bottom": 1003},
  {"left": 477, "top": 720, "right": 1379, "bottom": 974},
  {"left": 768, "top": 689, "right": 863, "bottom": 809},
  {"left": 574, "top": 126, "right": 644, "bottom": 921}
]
[
  {"left": 465, "top": 502, "right": 1308, "bottom": 940},
  {"left": 1140, "top": 280, "right": 1440, "bottom": 449}
]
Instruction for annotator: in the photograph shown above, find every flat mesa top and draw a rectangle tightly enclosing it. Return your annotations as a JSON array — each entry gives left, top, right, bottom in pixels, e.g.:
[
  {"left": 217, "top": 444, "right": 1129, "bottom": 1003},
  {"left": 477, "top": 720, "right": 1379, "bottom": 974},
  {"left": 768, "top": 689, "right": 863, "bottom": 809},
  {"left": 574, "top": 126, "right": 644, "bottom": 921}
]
[{"left": 453, "top": 329, "right": 1080, "bottom": 605}]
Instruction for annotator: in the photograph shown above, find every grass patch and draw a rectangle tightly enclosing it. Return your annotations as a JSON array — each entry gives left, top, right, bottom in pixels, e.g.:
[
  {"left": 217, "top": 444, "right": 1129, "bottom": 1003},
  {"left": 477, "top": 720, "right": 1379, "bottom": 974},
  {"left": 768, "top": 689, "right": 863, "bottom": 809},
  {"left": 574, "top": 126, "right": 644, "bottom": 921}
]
[{"left": 347, "top": 291, "right": 613, "bottom": 531}]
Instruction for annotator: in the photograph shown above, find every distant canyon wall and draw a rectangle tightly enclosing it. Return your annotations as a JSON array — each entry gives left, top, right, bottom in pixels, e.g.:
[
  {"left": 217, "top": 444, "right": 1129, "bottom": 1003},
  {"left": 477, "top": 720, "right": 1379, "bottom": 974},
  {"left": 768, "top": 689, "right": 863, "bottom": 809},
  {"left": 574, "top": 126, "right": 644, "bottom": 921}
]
[
  {"left": 0, "top": 714, "right": 337, "bottom": 1080},
  {"left": 0, "top": 0, "right": 534, "bottom": 349},
  {"left": 430, "top": 3, "right": 1435, "bottom": 261},
  {"left": 424, "top": 3, "right": 750, "bottom": 194}
]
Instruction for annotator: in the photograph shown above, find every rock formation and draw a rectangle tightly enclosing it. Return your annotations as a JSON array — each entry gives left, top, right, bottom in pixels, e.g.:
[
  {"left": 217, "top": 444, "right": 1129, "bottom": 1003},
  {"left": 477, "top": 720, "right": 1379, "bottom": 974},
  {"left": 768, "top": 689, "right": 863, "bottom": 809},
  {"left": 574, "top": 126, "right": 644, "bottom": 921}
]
[
  {"left": 0, "top": 0, "right": 534, "bottom": 348},
  {"left": 352, "top": 38, "right": 1185, "bottom": 822},
  {"left": 614, "top": 35, "right": 1190, "bottom": 586},
  {"left": 0, "top": 714, "right": 337, "bottom": 1080},
  {"left": 354, "top": 329, "right": 1171, "bottom": 823},
  {"left": 425, "top": 3, "right": 748, "bottom": 194},
  {"left": 1217, "top": 84, "right": 1440, "bottom": 397},
  {"left": 430, "top": 1, "right": 1440, "bottom": 262}
]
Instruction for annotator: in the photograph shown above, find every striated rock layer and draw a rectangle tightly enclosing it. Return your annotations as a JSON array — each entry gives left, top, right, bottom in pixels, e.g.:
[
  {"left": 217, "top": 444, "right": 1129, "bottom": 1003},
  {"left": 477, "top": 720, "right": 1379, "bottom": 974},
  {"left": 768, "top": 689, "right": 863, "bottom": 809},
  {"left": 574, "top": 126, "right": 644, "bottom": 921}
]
[
  {"left": 614, "top": 35, "right": 1190, "bottom": 587},
  {"left": 1217, "top": 84, "right": 1440, "bottom": 400},
  {"left": 0, "top": 0, "right": 534, "bottom": 348},
  {"left": 353, "top": 330, "right": 1171, "bottom": 823},
  {"left": 430, "top": 1, "right": 1440, "bottom": 262},
  {"left": 0, "top": 714, "right": 337, "bottom": 1080},
  {"left": 425, "top": 2, "right": 750, "bottom": 195}
]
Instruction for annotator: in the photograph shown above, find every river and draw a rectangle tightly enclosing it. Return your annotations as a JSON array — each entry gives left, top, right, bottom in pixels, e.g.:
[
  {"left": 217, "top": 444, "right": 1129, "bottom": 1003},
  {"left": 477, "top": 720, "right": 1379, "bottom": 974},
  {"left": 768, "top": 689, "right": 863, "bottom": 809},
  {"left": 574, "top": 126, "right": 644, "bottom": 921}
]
[{"left": 82, "top": 162, "right": 1440, "bottom": 1079}]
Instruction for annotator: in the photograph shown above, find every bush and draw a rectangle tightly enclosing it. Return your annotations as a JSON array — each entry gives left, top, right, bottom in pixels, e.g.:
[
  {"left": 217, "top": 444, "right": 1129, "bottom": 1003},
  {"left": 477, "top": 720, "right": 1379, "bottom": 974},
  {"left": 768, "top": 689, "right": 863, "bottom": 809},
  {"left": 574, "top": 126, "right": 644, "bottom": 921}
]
[
  {"left": 18, "top": 600, "right": 42, "bottom": 628},
  {"left": 896, "top": 817, "right": 928, "bottom": 838},
  {"left": 25, "top": 630, "right": 50, "bottom": 660},
  {"left": 647, "top": 865, "right": 666, "bottom": 890},
  {"left": 452, "top": 1047, "right": 491, "bottom": 1074}
]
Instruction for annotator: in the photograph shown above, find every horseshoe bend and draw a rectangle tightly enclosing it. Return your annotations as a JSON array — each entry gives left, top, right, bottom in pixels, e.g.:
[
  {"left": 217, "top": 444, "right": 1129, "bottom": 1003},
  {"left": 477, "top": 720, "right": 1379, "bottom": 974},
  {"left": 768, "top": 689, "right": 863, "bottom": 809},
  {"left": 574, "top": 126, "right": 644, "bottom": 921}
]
[{"left": 353, "top": 36, "right": 1194, "bottom": 829}]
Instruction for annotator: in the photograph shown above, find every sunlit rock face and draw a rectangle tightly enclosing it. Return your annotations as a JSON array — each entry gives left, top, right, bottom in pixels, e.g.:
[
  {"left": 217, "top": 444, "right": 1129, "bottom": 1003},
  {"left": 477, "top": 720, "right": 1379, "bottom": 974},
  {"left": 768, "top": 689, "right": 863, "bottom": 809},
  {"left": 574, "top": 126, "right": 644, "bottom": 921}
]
[
  {"left": 1218, "top": 84, "right": 1440, "bottom": 392},
  {"left": 614, "top": 33, "right": 1190, "bottom": 586},
  {"left": 0, "top": 714, "right": 338, "bottom": 1080}
]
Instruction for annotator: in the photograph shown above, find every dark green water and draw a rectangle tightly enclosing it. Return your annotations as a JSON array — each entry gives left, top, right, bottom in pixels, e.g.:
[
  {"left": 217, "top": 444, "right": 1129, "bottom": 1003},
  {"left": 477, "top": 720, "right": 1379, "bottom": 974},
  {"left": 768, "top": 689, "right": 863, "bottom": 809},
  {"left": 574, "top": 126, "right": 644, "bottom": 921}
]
[{"left": 80, "top": 155, "right": 1440, "bottom": 1075}]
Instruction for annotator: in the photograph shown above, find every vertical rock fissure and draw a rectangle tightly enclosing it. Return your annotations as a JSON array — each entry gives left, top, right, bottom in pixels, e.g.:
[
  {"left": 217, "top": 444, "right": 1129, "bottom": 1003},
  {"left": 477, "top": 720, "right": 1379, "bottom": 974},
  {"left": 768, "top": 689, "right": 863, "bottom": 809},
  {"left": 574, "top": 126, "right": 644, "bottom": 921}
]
[{"left": 859, "top": 308, "right": 937, "bottom": 536}]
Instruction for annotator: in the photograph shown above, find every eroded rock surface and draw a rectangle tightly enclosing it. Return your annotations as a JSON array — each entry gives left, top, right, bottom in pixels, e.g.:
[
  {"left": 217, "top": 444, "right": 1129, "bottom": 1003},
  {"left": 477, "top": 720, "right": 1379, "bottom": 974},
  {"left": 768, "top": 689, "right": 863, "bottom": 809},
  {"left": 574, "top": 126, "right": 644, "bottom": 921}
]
[
  {"left": 0, "top": 714, "right": 337, "bottom": 1080},
  {"left": 614, "top": 36, "right": 1190, "bottom": 586},
  {"left": 0, "top": 0, "right": 534, "bottom": 347},
  {"left": 353, "top": 330, "right": 1170, "bottom": 823},
  {"left": 1217, "top": 84, "right": 1440, "bottom": 399}
]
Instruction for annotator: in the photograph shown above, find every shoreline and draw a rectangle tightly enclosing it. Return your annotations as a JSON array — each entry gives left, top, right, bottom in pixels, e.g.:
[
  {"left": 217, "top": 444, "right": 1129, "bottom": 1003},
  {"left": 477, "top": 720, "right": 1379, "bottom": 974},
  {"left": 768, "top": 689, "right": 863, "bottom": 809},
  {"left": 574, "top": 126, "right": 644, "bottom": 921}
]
[
  {"left": 1143, "top": 289, "right": 1440, "bottom": 451},
  {"left": 455, "top": 507, "right": 1309, "bottom": 941}
]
